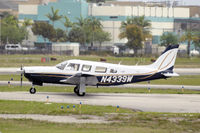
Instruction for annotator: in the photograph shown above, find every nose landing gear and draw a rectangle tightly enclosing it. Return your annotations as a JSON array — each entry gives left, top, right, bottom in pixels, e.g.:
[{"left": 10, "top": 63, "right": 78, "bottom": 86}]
[{"left": 30, "top": 85, "right": 36, "bottom": 94}]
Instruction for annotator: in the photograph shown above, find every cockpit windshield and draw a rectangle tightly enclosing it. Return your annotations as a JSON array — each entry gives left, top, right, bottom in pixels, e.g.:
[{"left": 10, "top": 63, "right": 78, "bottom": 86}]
[{"left": 56, "top": 61, "right": 68, "bottom": 70}]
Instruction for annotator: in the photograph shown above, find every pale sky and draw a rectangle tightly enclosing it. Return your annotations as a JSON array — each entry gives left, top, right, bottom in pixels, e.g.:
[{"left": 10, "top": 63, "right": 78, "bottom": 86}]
[{"left": 118, "top": 0, "right": 200, "bottom": 6}]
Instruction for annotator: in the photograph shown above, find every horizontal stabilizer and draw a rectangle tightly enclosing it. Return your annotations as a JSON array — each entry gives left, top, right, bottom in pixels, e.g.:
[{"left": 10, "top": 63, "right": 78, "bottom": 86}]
[{"left": 162, "top": 72, "right": 179, "bottom": 77}]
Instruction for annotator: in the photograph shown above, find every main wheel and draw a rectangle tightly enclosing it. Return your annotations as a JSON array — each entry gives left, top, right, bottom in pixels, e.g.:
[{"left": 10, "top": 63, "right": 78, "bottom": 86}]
[
  {"left": 30, "top": 87, "right": 36, "bottom": 94},
  {"left": 76, "top": 90, "right": 85, "bottom": 96},
  {"left": 74, "top": 86, "right": 85, "bottom": 96},
  {"left": 74, "top": 86, "right": 78, "bottom": 94}
]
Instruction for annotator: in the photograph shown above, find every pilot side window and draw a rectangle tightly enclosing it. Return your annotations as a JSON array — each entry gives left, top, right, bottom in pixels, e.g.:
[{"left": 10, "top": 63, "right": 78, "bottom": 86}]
[
  {"left": 95, "top": 66, "right": 107, "bottom": 73},
  {"left": 67, "top": 63, "right": 80, "bottom": 71},
  {"left": 82, "top": 65, "right": 92, "bottom": 72}
]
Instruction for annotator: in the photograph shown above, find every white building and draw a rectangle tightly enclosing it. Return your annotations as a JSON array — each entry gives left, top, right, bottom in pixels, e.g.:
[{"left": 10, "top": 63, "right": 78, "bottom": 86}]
[{"left": 89, "top": 2, "right": 190, "bottom": 47}]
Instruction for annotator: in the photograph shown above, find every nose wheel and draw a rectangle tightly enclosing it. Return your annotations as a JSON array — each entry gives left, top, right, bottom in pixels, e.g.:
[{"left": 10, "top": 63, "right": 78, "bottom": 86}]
[
  {"left": 74, "top": 86, "right": 85, "bottom": 96},
  {"left": 30, "top": 87, "right": 36, "bottom": 94}
]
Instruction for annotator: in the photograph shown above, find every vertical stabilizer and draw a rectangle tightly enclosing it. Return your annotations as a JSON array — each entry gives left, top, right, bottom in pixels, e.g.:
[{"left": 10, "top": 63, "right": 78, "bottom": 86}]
[{"left": 150, "top": 45, "right": 179, "bottom": 72}]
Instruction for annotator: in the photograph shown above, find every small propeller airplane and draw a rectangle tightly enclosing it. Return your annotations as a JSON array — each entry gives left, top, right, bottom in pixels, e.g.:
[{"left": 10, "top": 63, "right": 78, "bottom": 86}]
[{"left": 18, "top": 44, "right": 179, "bottom": 96}]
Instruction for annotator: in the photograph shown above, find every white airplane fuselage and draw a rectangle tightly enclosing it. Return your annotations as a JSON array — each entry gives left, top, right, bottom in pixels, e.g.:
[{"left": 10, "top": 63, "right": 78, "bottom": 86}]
[{"left": 22, "top": 45, "right": 179, "bottom": 96}]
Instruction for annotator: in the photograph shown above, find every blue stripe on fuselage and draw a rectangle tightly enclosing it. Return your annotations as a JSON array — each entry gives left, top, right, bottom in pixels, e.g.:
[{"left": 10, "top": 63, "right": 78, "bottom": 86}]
[
  {"left": 24, "top": 70, "right": 169, "bottom": 86},
  {"left": 24, "top": 73, "right": 72, "bottom": 84}
]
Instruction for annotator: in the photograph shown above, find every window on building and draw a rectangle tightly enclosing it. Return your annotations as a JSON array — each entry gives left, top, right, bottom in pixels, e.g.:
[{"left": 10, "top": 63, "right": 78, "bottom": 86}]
[
  {"left": 95, "top": 66, "right": 107, "bottom": 73},
  {"left": 82, "top": 65, "right": 92, "bottom": 72},
  {"left": 110, "top": 69, "right": 117, "bottom": 73},
  {"left": 67, "top": 63, "right": 80, "bottom": 71}
]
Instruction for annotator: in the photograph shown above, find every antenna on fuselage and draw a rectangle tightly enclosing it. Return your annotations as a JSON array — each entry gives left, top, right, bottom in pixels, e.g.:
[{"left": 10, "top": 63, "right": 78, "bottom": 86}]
[{"left": 118, "top": 61, "right": 122, "bottom": 65}]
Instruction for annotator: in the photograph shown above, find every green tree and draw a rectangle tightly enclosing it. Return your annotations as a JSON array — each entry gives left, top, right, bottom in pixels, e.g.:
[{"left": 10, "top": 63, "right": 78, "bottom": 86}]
[
  {"left": 46, "top": 6, "right": 62, "bottom": 27},
  {"left": 121, "top": 16, "right": 151, "bottom": 40},
  {"left": 119, "top": 24, "right": 143, "bottom": 55},
  {"left": 32, "top": 22, "right": 56, "bottom": 43},
  {"left": 75, "top": 16, "right": 88, "bottom": 28},
  {"left": 1, "top": 25, "right": 27, "bottom": 44},
  {"left": 160, "top": 32, "right": 179, "bottom": 47},
  {"left": 68, "top": 27, "right": 85, "bottom": 45},
  {"left": 2, "top": 15, "right": 18, "bottom": 26},
  {"left": 193, "top": 32, "right": 200, "bottom": 50},
  {"left": 22, "top": 18, "right": 33, "bottom": 41},
  {"left": 87, "top": 17, "right": 102, "bottom": 47},
  {"left": 180, "top": 30, "right": 198, "bottom": 56},
  {"left": 22, "top": 18, "right": 33, "bottom": 27},
  {"left": 63, "top": 16, "right": 73, "bottom": 33},
  {"left": 1, "top": 15, "right": 28, "bottom": 44},
  {"left": 54, "top": 28, "right": 67, "bottom": 42},
  {"left": 74, "top": 16, "right": 92, "bottom": 47},
  {"left": 94, "top": 30, "right": 111, "bottom": 50}
]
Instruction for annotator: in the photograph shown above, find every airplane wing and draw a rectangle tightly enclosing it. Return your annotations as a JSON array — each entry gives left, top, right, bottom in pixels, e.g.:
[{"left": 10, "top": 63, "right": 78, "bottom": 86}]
[{"left": 60, "top": 73, "right": 98, "bottom": 85}]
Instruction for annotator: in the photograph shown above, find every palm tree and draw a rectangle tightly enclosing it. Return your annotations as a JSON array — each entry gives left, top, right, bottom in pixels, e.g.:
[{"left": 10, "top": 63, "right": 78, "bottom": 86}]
[
  {"left": 119, "top": 24, "right": 144, "bottom": 55},
  {"left": 180, "top": 30, "right": 198, "bottom": 57},
  {"left": 75, "top": 16, "right": 87, "bottom": 28},
  {"left": 63, "top": 16, "right": 73, "bottom": 33},
  {"left": 160, "top": 32, "right": 178, "bottom": 47},
  {"left": 74, "top": 16, "right": 89, "bottom": 47},
  {"left": 22, "top": 18, "right": 33, "bottom": 44},
  {"left": 22, "top": 18, "right": 33, "bottom": 27},
  {"left": 46, "top": 6, "right": 62, "bottom": 27},
  {"left": 119, "top": 16, "right": 151, "bottom": 55},
  {"left": 2, "top": 15, "right": 18, "bottom": 26},
  {"left": 87, "top": 17, "right": 102, "bottom": 48},
  {"left": 120, "top": 16, "right": 151, "bottom": 40}
]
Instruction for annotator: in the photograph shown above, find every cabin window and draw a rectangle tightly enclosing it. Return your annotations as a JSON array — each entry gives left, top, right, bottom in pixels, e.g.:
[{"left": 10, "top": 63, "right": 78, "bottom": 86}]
[
  {"left": 110, "top": 69, "right": 117, "bottom": 73},
  {"left": 95, "top": 66, "right": 107, "bottom": 73},
  {"left": 67, "top": 63, "right": 80, "bottom": 71},
  {"left": 82, "top": 65, "right": 92, "bottom": 72}
]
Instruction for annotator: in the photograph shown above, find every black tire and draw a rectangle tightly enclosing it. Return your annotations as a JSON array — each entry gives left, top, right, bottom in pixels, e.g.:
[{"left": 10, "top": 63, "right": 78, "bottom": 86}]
[
  {"left": 30, "top": 87, "right": 36, "bottom": 94},
  {"left": 77, "top": 91, "right": 85, "bottom": 96},
  {"left": 74, "top": 86, "right": 78, "bottom": 94}
]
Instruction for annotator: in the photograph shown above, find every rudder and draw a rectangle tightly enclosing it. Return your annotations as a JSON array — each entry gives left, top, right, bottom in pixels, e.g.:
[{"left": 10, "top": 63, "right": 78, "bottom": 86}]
[{"left": 150, "top": 45, "right": 179, "bottom": 72}]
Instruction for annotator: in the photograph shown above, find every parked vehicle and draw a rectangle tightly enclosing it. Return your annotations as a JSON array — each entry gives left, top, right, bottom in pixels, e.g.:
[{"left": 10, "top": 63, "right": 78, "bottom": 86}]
[{"left": 5, "top": 44, "right": 28, "bottom": 51}]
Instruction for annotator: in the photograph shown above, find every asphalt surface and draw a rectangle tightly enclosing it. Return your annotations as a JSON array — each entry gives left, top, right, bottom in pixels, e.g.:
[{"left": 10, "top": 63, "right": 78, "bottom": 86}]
[
  {"left": 0, "top": 92, "right": 199, "bottom": 113},
  {"left": 0, "top": 68, "right": 200, "bottom": 75}
]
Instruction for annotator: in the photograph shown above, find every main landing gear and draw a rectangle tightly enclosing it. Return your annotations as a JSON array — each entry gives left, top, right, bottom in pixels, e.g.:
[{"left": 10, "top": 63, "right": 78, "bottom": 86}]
[
  {"left": 74, "top": 86, "right": 85, "bottom": 96},
  {"left": 29, "top": 85, "right": 36, "bottom": 94}
]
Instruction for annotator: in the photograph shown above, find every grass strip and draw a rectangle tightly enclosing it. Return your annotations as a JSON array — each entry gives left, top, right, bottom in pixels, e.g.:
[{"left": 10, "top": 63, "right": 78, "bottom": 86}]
[
  {"left": 0, "top": 85, "right": 200, "bottom": 94},
  {"left": 0, "top": 54, "right": 200, "bottom": 68},
  {"left": 0, "top": 99, "right": 199, "bottom": 133},
  {"left": 0, "top": 100, "right": 134, "bottom": 116}
]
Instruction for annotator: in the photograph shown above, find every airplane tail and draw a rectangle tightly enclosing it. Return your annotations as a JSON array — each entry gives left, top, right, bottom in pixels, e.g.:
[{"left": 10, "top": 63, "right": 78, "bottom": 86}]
[{"left": 149, "top": 44, "right": 179, "bottom": 74}]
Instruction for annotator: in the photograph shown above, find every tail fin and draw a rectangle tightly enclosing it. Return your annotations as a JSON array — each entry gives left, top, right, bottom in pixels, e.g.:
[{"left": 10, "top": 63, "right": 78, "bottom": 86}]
[{"left": 150, "top": 45, "right": 179, "bottom": 72}]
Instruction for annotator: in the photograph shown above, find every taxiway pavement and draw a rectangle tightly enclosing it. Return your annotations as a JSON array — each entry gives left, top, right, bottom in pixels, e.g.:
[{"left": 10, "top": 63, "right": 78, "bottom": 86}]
[{"left": 0, "top": 92, "right": 199, "bottom": 113}]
